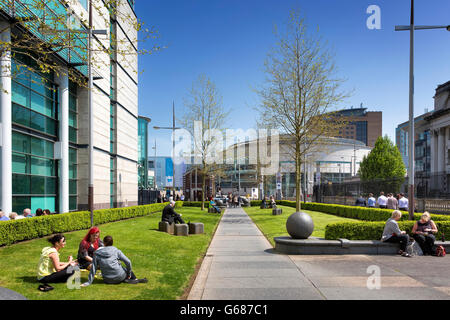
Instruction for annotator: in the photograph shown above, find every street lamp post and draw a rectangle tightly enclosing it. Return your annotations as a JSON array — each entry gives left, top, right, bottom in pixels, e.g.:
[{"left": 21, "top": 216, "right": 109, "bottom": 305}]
[
  {"left": 153, "top": 102, "right": 180, "bottom": 198},
  {"left": 395, "top": 0, "right": 450, "bottom": 220}
]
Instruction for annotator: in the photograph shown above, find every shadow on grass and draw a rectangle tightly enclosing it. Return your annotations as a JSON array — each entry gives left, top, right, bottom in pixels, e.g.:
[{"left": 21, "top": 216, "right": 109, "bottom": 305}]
[{"left": 19, "top": 276, "right": 39, "bottom": 284}]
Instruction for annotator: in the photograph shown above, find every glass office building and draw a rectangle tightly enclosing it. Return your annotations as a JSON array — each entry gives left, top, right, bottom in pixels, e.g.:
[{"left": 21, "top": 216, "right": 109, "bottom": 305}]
[{"left": 1, "top": 0, "right": 142, "bottom": 215}]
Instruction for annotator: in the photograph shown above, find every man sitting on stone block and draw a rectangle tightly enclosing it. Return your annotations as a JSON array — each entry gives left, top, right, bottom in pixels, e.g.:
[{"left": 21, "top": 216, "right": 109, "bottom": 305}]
[{"left": 162, "top": 200, "right": 185, "bottom": 225}]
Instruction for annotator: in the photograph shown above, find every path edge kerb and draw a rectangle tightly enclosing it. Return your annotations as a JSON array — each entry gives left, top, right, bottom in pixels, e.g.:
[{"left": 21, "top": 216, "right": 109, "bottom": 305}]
[{"left": 181, "top": 208, "right": 226, "bottom": 300}]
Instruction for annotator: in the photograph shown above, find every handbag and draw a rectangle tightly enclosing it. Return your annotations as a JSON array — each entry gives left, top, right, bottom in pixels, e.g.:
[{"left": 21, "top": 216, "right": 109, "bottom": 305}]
[{"left": 406, "top": 240, "right": 423, "bottom": 256}]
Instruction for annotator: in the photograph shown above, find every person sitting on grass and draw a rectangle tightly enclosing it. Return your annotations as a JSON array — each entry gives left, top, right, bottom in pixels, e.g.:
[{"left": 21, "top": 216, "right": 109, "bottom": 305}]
[
  {"left": 81, "top": 235, "right": 147, "bottom": 287},
  {"left": 161, "top": 200, "right": 185, "bottom": 224},
  {"left": 77, "top": 227, "right": 103, "bottom": 270},
  {"left": 37, "top": 234, "right": 79, "bottom": 292},
  {"left": 411, "top": 212, "right": 438, "bottom": 256},
  {"left": 270, "top": 196, "right": 276, "bottom": 208},
  {"left": 381, "top": 210, "right": 412, "bottom": 257},
  {"left": 209, "top": 197, "right": 221, "bottom": 214}
]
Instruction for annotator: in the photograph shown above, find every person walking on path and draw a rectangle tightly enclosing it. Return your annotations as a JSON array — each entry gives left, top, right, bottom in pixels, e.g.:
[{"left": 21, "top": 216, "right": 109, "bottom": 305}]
[
  {"left": 398, "top": 193, "right": 409, "bottom": 211},
  {"left": 387, "top": 193, "right": 398, "bottom": 210},
  {"left": 355, "top": 194, "right": 366, "bottom": 207},
  {"left": 377, "top": 192, "right": 388, "bottom": 209},
  {"left": 367, "top": 193, "right": 376, "bottom": 208}
]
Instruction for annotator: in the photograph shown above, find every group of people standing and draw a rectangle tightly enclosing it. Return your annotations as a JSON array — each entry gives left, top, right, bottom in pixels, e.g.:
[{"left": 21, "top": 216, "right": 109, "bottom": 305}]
[
  {"left": 37, "top": 227, "right": 146, "bottom": 292},
  {"left": 355, "top": 192, "right": 409, "bottom": 211}
]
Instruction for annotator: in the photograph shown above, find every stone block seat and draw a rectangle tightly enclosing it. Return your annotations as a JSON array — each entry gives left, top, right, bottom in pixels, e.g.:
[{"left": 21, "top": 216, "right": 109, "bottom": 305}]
[
  {"left": 159, "top": 221, "right": 174, "bottom": 235},
  {"left": 208, "top": 207, "right": 218, "bottom": 213},
  {"left": 175, "top": 223, "right": 189, "bottom": 236},
  {"left": 274, "top": 237, "right": 450, "bottom": 255},
  {"left": 272, "top": 208, "right": 282, "bottom": 215},
  {"left": 188, "top": 222, "right": 204, "bottom": 235}
]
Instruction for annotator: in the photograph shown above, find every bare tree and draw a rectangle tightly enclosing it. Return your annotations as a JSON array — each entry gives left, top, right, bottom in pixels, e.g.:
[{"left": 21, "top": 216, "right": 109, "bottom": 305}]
[
  {"left": 256, "top": 10, "right": 349, "bottom": 211},
  {"left": 180, "top": 74, "right": 230, "bottom": 210}
]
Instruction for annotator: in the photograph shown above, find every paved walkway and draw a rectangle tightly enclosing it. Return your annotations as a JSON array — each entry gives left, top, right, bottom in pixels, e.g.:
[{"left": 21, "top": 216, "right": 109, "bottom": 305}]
[{"left": 188, "top": 207, "right": 450, "bottom": 300}]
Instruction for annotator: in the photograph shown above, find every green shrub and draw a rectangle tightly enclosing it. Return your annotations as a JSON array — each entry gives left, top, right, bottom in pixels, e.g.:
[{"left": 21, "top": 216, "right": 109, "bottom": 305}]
[
  {"left": 325, "top": 220, "right": 450, "bottom": 240},
  {"left": 0, "top": 202, "right": 180, "bottom": 247},
  {"left": 181, "top": 201, "right": 210, "bottom": 208},
  {"left": 274, "top": 200, "right": 450, "bottom": 222}
]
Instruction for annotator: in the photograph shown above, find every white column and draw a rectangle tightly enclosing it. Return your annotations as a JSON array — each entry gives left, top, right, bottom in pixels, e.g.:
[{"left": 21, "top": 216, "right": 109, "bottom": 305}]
[
  {"left": 430, "top": 130, "right": 437, "bottom": 174},
  {"left": 438, "top": 128, "right": 444, "bottom": 174},
  {"left": 0, "top": 22, "right": 12, "bottom": 216},
  {"left": 56, "top": 71, "right": 69, "bottom": 214}
]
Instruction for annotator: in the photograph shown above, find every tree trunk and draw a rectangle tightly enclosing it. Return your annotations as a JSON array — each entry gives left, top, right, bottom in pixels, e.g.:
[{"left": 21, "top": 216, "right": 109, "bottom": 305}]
[
  {"left": 296, "top": 139, "right": 302, "bottom": 212},
  {"left": 201, "top": 167, "right": 206, "bottom": 211}
]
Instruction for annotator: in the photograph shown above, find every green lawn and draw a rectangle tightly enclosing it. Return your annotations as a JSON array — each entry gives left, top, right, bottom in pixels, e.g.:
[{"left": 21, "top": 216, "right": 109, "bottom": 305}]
[
  {"left": 244, "top": 205, "right": 359, "bottom": 246},
  {"left": 0, "top": 207, "right": 222, "bottom": 300}
]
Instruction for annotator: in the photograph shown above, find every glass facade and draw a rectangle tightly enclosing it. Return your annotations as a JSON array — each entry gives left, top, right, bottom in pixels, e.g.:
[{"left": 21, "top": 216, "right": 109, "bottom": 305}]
[
  {"left": 138, "top": 117, "right": 149, "bottom": 189},
  {"left": 11, "top": 56, "right": 58, "bottom": 214},
  {"left": 10, "top": 54, "right": 80, "bottom": 214}
]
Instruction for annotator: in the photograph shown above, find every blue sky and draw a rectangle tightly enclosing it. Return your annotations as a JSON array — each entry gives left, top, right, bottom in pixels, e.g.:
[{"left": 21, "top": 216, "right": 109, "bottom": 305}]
[{"left": 136, "top": 0, "right": 450, "bottom": 157}]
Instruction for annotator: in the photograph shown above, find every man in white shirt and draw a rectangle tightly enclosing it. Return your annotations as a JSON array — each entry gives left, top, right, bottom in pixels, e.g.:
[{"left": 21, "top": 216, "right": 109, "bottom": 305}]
[
  {"left": 377, "top": 192, "right": 388, "bottom": 209},
  {"left": 398, "top": 193, "right": 409, "bottom": 211}
]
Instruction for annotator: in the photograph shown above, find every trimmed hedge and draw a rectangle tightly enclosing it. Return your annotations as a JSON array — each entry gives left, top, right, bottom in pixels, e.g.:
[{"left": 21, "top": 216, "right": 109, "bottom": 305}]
[
  {"left": 0, "top": 202, "right": 182, "bottom": 247},
  {"left": 272, "top": 200, "right": 450, "bottom": 222},
  {"left": 181, "top": 201, "right": 210, "bottom": 208},
  {"left": 325, "top": 220, "right": 450, "bottom": 241}
]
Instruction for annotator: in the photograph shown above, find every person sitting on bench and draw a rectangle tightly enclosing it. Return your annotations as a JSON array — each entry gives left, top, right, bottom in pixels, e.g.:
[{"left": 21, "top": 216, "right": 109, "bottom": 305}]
[
  {"left": 209, "top": 198, "right": 221, "bottom": 214},
  {"left": 161, "top": 200, "right": 185, "bottom": 224},
  {"left": 81, "top": 235, "right": 147, "bottom": 286}
]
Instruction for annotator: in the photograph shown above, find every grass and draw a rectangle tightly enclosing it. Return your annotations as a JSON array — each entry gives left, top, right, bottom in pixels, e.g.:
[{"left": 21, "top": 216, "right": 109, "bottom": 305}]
[
  {"left": 0, "top": 207, "right": 222, "bottom": 300},
  {"left": 244, "top": 205, "right": 359, "bottom": 247}
]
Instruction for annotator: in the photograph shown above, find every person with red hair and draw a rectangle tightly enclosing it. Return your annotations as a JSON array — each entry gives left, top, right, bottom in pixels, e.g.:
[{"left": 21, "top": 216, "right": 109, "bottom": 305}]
[{"left": 77, "top": 227, "right": 103, "bottom": 270}]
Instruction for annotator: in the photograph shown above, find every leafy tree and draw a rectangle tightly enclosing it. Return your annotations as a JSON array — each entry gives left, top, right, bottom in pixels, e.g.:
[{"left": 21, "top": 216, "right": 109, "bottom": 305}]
[{"left": 359, "top": 135, "right": 406, "bottom": 195}]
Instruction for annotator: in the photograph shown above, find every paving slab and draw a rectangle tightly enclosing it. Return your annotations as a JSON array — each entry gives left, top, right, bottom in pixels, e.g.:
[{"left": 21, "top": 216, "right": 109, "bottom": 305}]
[
  {"left": 188, "top": 207, "right": 450, "bottom": 300},
  {"left": 201, "top": 288, "right": 325, "bottom": 300}
]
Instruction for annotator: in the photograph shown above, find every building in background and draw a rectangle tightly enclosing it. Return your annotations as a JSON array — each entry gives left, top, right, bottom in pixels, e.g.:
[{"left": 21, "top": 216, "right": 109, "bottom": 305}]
[
  {"left": 137, "top": 116, "right": 151, "bottom": 190},
  {"left": 181, "top": 135, "right": 371, "bottom": 201},
  {"left": 396, "top": 111, "right": 432, "bottom": 175},
  {"left": 148, "top": 156, "right": 185, "bottom": 191},
  {"left": 329, "top": 106, "right": 382, "bottom": 148},
  {"left": 0, "top": 0, "right": 140, "bottom": 215}
]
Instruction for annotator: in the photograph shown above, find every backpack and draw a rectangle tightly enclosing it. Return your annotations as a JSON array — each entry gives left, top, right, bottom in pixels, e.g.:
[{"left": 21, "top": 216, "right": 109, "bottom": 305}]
[{"left": 435, "top": 245, "right": 446, "bottom": 257}]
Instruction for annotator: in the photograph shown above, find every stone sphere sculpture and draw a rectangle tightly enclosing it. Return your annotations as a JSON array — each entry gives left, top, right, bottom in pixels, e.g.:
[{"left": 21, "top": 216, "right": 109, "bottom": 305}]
[
  {"left": 286, "top": 211, "right": 314, "bottom": 239},
  {"left": 216, "top": 199, "right": 224, "bottom": 206}
]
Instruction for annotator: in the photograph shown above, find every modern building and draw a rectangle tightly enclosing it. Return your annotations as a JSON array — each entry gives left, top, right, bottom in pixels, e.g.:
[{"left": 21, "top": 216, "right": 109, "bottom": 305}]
[
  {"left": 0, "top": 0, "right": 142, "bottom": 215},
  {"left": 330, "top": 106, "right": 382, "bottom": 148},
  {"left": 148, "top": 156, "right": 185, "bottom": 190},
  {"left": 138, "top": 116, "right": 151, "bottom": 190},
  {"left": 181, "top": 134, "right": 371, "bottom": 200},
  {"left": 396, "top": 111, "right": 432, "bottom": 174}
]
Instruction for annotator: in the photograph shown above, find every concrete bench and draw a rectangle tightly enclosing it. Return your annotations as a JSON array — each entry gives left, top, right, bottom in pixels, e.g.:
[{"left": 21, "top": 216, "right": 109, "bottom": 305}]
[
  {"left": 189, "top": 222, "right": 204, "bottom": 235},
  {"left": 159, "top": 221, "right": 174, "bottom": 235},
  {"left": 272, "top": 208, "right": 282, "bottom": 215},
  {"left": 274, "top": 237, "right": 450, "bottom": 255},
  {"left": 175, "top": 223, "right": 189, "bottom": 236},
  {"left": 208, "top": 207, "right": 217, "bottom": 213}
]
